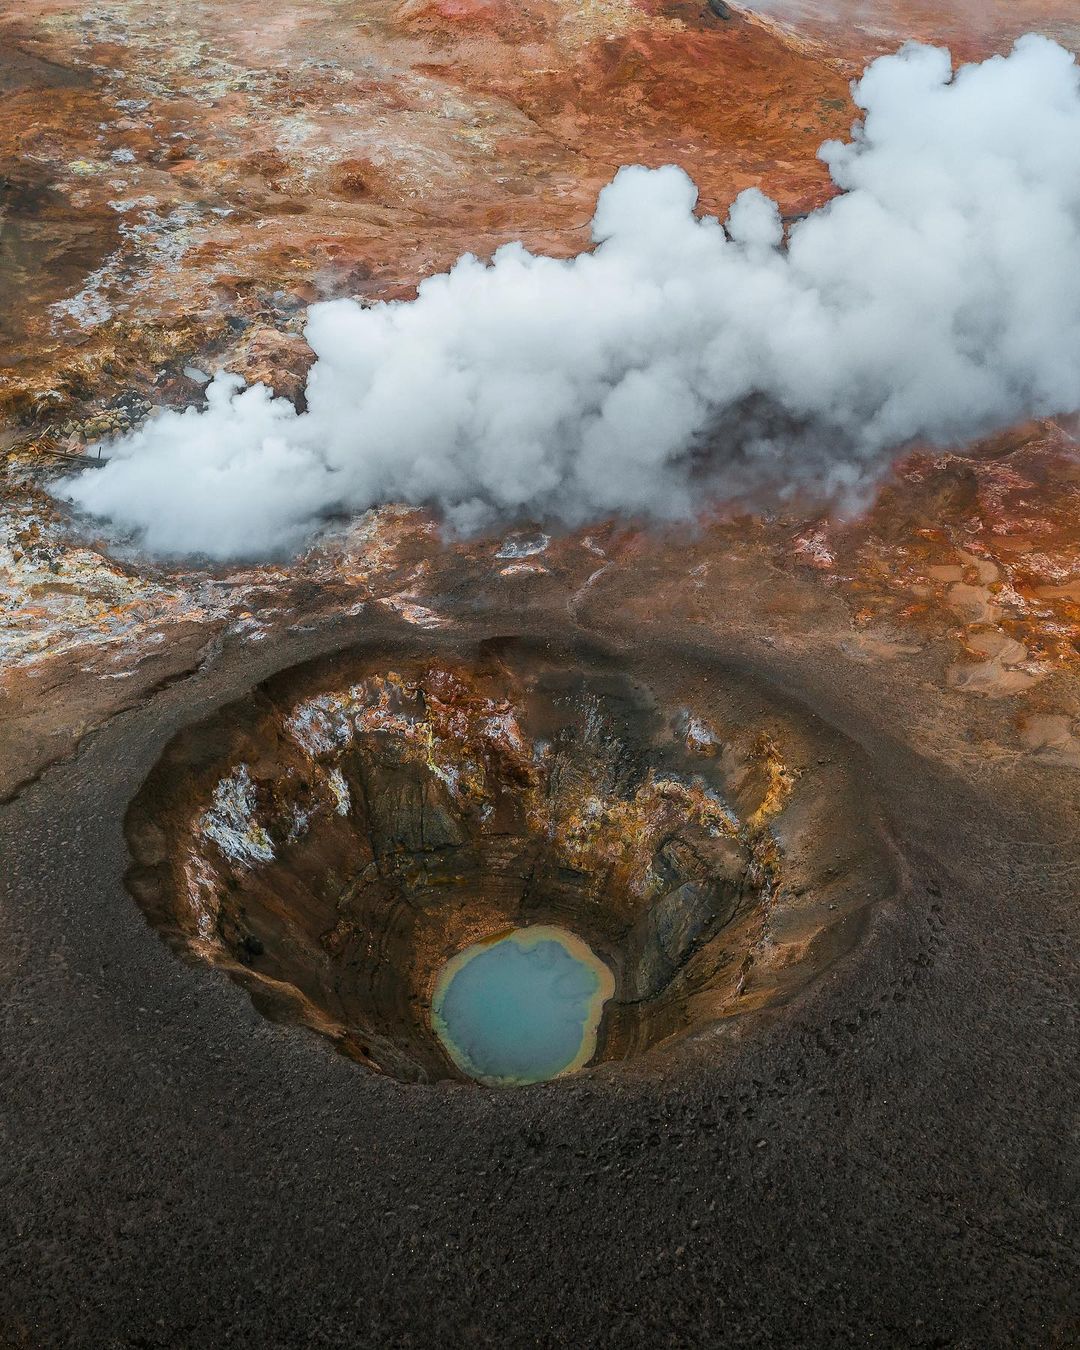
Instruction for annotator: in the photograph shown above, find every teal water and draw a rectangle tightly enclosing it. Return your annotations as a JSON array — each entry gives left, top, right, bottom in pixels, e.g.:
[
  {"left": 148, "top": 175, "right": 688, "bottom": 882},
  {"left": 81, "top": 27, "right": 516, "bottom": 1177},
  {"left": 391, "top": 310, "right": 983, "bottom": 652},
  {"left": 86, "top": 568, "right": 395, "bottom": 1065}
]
[{"left": 431, "top": 926, "right": 614, "bottom": 1086}]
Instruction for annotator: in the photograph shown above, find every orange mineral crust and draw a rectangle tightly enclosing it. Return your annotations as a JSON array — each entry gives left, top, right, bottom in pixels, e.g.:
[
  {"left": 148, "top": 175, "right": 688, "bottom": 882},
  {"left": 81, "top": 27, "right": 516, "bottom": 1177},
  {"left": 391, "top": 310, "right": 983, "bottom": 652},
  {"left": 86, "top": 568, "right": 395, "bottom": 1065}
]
[{"left": 2, "top": 0, "right": 1079, "bottom": 804}]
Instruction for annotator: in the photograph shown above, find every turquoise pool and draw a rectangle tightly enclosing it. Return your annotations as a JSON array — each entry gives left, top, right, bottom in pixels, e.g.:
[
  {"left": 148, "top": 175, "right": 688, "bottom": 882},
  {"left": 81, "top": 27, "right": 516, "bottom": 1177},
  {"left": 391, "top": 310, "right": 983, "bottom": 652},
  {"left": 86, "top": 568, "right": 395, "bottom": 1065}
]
[{"left": 431, "top": 925, "right": 615, "bottom": 1086}]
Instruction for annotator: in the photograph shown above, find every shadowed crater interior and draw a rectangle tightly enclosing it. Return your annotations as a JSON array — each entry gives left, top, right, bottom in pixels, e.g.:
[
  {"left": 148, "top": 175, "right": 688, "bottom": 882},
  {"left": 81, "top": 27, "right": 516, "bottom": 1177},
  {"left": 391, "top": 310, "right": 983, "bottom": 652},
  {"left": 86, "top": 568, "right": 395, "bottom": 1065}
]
[{"left": 125, "top": 637, "right": 898, "bottom": 1084}]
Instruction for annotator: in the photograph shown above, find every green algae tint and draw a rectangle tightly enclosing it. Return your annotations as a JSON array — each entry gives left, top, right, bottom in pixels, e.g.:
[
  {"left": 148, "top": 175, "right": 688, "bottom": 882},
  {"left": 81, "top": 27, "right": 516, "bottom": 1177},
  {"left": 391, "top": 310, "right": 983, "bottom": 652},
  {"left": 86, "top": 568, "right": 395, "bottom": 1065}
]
[{"left": 431, "top": 926, "right": 615, "bottom": 1086}]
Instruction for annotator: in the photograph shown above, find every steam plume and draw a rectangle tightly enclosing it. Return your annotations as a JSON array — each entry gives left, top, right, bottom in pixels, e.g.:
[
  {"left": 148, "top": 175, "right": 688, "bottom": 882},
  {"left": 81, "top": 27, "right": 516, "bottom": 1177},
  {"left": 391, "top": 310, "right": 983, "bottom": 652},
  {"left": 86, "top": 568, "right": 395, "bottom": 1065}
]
[{"left": 59, "top": 36, "right": 1080, "bottom": 559}]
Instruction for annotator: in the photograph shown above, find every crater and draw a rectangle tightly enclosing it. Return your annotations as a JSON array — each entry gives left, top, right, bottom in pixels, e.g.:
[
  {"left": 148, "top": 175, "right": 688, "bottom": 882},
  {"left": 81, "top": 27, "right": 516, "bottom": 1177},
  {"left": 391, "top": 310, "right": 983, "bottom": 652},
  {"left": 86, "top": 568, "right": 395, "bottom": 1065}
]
[{"left": 125, "top": 637, "right": 898, "bottom": 1084}]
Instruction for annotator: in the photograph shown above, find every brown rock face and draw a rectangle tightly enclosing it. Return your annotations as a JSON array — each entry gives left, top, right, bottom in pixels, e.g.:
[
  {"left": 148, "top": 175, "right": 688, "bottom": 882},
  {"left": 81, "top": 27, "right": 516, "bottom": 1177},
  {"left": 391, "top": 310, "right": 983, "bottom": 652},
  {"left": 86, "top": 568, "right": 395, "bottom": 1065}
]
[
  {"left": 125, "top": 635, "right": 896, "bottom": 1082},
  {"left": 224, "top": 327, "right": 316, "bottom": 408}
]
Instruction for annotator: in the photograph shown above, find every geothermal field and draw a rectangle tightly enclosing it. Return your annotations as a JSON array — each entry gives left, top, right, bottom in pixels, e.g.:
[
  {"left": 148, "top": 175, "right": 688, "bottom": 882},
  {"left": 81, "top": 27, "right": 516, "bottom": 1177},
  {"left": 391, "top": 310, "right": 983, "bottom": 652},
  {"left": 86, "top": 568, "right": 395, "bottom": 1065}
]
[{"left": 1, "top": 0, "right": 1079, "bottom": 1346}]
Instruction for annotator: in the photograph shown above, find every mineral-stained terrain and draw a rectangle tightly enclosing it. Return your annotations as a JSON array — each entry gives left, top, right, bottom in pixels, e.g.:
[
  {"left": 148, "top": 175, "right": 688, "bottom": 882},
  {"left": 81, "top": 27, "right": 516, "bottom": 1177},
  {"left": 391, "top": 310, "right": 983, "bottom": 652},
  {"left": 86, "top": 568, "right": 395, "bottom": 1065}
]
[
  {"left": 1, "top": 2, "right": 1079, "bottom": 1347},
  {"left": 3, "top": 0, "right": 1080, "bottom": 807}
]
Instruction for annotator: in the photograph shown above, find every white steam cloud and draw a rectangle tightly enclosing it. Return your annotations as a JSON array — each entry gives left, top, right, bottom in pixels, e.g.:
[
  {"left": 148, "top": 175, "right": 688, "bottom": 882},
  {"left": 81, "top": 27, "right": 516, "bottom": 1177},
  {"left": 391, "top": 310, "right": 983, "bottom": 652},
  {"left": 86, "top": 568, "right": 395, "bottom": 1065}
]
[{"left": 59, "top": 35, "right": 1080, "bottom": 559}]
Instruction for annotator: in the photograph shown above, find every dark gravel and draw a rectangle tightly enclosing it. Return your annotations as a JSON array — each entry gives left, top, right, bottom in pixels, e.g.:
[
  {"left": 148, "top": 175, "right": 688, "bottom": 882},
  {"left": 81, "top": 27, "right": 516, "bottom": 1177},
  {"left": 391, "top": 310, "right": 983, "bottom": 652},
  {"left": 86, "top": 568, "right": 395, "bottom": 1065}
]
[{"left": 2, "top": 619, "right": 1077, "bottom": 1349}]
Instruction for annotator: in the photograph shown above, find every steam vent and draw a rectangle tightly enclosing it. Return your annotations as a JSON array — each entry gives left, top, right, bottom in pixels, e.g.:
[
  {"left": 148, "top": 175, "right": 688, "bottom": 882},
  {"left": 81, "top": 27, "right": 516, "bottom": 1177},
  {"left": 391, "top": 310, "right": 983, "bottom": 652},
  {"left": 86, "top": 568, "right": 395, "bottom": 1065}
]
[{"left": 125, "top": 640, "right": 894, "bottom": 1085}]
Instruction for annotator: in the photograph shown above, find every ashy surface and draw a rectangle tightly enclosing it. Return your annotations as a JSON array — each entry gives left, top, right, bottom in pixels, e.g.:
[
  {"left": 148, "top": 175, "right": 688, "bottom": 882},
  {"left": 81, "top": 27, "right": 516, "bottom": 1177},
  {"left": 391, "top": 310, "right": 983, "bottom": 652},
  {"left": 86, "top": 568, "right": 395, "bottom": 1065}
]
[
  {"left": 431, "top": 926, "right": 615, "bottom": 1085},
  {"left": 3, "top": 600, "right": 1077, "bottom": 1349}
]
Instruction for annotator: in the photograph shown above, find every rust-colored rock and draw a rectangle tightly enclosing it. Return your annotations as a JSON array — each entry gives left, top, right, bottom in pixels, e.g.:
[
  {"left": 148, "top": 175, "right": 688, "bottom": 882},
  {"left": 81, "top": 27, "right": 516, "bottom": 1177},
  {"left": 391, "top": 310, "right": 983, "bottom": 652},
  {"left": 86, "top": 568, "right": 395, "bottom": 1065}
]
[{"left": 224, "top": 326, "right": 316, "bottom": 407}]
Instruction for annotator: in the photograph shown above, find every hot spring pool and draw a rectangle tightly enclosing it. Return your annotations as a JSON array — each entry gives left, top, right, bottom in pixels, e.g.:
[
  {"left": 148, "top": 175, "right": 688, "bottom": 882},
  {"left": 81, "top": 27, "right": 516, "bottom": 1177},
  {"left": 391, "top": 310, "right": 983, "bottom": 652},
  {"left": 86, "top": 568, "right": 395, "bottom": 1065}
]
[{"left": 431, "top": 926, "right": 615, "bottom": 1086}]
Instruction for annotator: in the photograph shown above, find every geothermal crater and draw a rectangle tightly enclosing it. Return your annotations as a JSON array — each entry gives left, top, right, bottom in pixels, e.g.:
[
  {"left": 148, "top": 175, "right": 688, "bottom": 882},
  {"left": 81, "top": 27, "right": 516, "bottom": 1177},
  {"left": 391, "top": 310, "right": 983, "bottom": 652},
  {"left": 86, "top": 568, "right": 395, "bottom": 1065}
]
[{"left": 125, "top": 638, "right": 897, "bottom": 1084}]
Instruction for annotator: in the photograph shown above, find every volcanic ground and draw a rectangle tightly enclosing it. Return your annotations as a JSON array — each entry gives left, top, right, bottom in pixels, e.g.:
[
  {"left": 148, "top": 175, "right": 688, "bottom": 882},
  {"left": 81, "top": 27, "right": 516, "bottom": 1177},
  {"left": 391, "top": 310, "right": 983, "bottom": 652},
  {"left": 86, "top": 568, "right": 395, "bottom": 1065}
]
[{"left": 2, "top": 0, "right": 1079, "bottom": 1347}]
